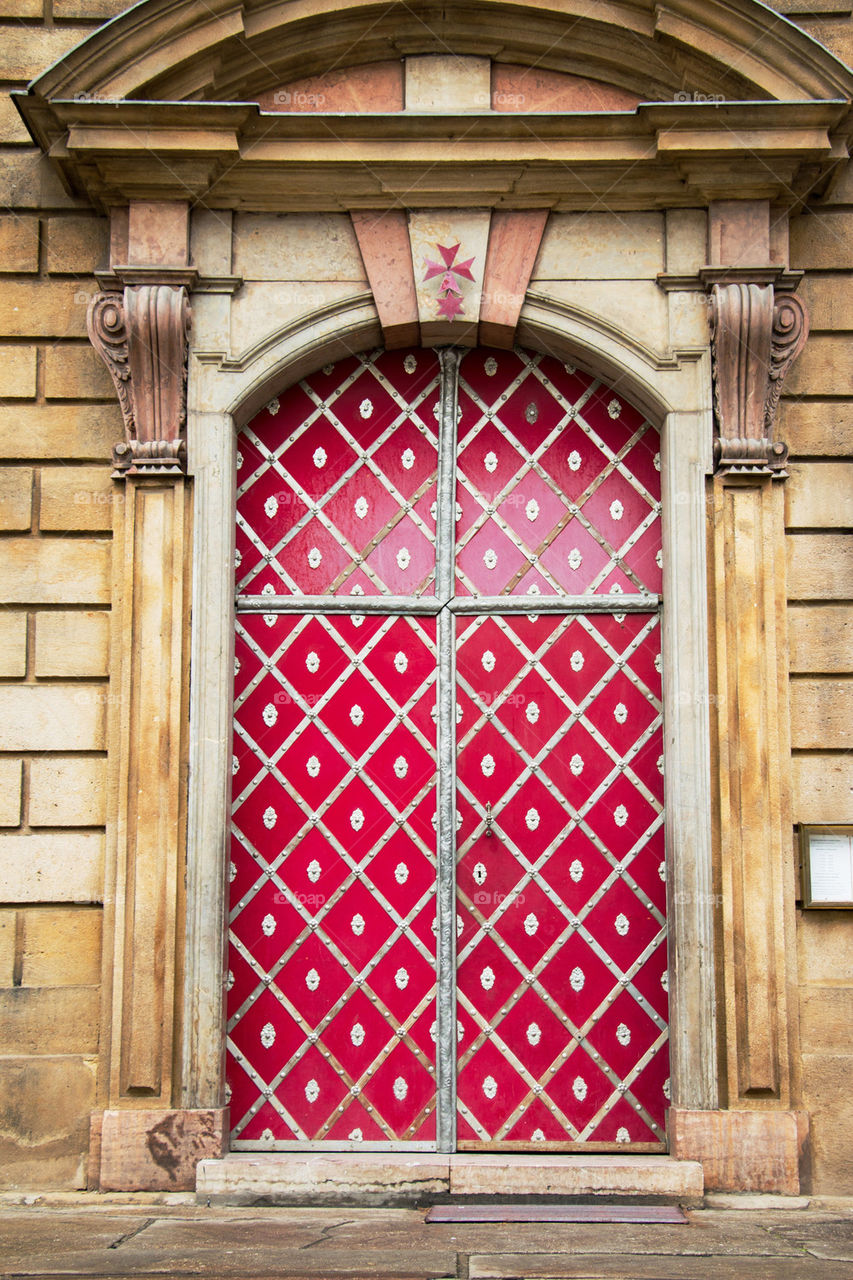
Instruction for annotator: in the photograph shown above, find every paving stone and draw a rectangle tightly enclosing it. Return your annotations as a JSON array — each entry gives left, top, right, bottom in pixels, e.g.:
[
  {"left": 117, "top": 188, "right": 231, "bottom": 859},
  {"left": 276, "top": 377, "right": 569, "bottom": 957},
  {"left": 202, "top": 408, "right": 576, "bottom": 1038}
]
[{"left": 468, "top": 1255, "right": 853, "bottom": 1278}]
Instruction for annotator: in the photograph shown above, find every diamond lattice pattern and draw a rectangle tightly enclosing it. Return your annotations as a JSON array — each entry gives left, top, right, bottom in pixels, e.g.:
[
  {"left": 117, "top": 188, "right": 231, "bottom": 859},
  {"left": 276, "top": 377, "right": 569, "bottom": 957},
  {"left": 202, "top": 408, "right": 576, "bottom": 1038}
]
[
  {"left": 456, "top": 613, "right": 668, "bottom": 1145},
  {"left": 230, "top": 345, "right": 667, "bottom": 1151},
  {"left": 228, "top": 611, "right": 438, "bottom": 1144},
  {"left": 456, "top": 349, "right": 662, "bottom": 598},
  {"left": 236, "top": 349, "right": 441, "bottom": 598}
]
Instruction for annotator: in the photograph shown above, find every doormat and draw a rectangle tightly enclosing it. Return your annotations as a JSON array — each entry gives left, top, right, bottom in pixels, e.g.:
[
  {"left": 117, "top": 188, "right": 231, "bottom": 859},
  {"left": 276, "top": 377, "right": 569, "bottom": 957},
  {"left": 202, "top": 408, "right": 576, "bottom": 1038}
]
[{"left": 425, "top": 1204, "right": 687, "bottom": 1224}]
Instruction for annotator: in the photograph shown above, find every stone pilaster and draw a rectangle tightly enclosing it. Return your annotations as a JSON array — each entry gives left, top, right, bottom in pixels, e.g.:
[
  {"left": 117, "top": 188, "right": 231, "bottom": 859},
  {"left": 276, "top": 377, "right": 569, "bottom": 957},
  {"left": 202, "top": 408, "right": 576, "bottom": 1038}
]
[
  {"left": 709, "top": 280, "right": 807, "bottom": 1105},
  {"left": 86, "top": 204, "right": 225, "bottom": 1189}
]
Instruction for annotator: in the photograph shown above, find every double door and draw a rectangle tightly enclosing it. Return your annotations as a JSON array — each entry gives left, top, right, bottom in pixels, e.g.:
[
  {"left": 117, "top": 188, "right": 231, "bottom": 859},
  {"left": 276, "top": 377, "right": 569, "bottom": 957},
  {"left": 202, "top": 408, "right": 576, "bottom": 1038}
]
[{"left": 227, "top": 346, "right": 667, "bottom": 1151}]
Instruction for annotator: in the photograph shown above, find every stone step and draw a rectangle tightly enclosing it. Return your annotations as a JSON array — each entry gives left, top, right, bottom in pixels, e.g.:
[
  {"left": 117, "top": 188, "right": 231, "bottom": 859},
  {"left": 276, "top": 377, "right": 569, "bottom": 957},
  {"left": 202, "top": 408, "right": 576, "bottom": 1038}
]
[{"left": 196, "top": 1152, "right": 704, "bottom": 1207}]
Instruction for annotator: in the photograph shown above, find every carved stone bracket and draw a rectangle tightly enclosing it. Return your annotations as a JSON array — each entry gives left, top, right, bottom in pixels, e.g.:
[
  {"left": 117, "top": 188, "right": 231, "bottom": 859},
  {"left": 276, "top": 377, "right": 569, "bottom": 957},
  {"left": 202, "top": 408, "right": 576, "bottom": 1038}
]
[
  {"left": 710, "top": 283, "right": 808, "bottom": 479},
  {"left": 87, "top": 284, "right": 191, "bottom": 478}
]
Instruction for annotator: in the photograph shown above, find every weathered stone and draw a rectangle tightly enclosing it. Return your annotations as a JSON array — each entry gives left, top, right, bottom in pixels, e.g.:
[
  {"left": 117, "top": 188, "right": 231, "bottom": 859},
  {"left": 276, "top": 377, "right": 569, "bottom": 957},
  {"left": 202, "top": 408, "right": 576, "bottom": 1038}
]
[
  {"left": 99, "top": 1109, "right": 228, "bottom": 1192},
  {"left": 449, "top": 1154, "right": 703, "bottom": 1201},
  {"left": 799, "top": 987, "right": 853, "bottom": 1053},
  {"left": 0, "top": 831, "right": 104, "bottom": 903},
  {"left": 260, "top": 60, "right": 404, "bottom": 114},
  {"left": 17, "top": 906, "right": 102, "bottom": 986},
  {"left": 781, "top": 399, "right": 853, "bottom": 457},
  {"left": 0, "top": 987, "right": 100, "bottom": 1054},
  {"left": 0, "top": 402, "right": 118, "bottom": 461},
  {"left": 790, "top": 17, "right": 853, "bottom": 74},
  {"left": 0, "top": 1056, "right": 97, "bottom": 1190},
  {"left": 39, "top": 464, "right": 115, "bottom": 531},
  {"left": 0, "top": 280, "right": 92, "bottom": 338},
  {"left": 798, "top": 911, "right": 853, "bottom": 983},
  {"left": 0, "top": 26, "right": 86, "bottom": 79},
  {"left": 480, "top": 209, "right": 549, "bottom": 348},
  {"left": 232, "top": 213, "right": 365, "bottom": 282},
  {"left": 492, "top": 63, "right": 641, "bottom": 112},
  {"left": 792, "top": 753, "right": 853, "bottom": 823},
  {"left": 788, "top": 605, "right": 853, "bottom": 672},
  {"left": 798, "top": 273, "right": 853, "bottom": 329},
  {"left": 350, "top": 210, "right": 418, "bottom": 347},
  {"left": 786, "top": 463, "right": 853, "bottom": 528},
  {"left": 670, "top": 1109, "right": 801, "bottom": 1194},
  {"left": 0, "top": 216, "right": 39, "bottom": 274},
  {"left": 0, "top": 686, "right": 105, "bottom": 749},
  {"left": 405, "top": 54, "right": 491, "bottom": 111},
  {"left": 784, "top": 335, "right": 853, "bottom": 396},
  {"left": 665, "top": 208, "right": 707, "bottom": 274},
  {"left": 198, "top": 1152, "right": 450, "bottom": 1205},
  {"left": 0, "top": 758, "right": 22, "bottom": 826},
  {"left": 788, "top": 535, "right": 853, "bottom": 599},
  {"left": 0, "top": 611, "right": 26, "bottom": 677},
  {"left": 0, "top": 536, "right": 110, "bottom": 604},
  {"left": 790, "top": 680, "right": 853, "bottom": 749},
  {"left": 53, "top": 0, "right": 131, "bottom": 14},
  {"left": 0, "top": 97, "right": 31, "bottom": 145},
  {"left": 0, "top": 909, "right": 14, "bottom": 983},
  {"left": 801, "top": 1053, "right": 853, "bottom": 1194},
  {"left": 533, "top": 213, "right": 665, "bottom": 280},
  {"left": 46, "top": 215, "right": 109, "bottom": 275},
  {"left": 229, "top": 281, "right": 362, "bottom": 356},
  {"left": 34, "top": 609, "right": 109, "bottom": 677},
  {"left": 0, "top": 466, "right": 33, "bottom": 530},
  {"left": 0, "top": 345, "right": 37, "bottom": 398},
  {"left": 0, "top": 152, "right": 90, "bottom": 212},
  {"left": 43, "top": 345, "right": 115, "bottom": 400},
  {"left": 29, "top": 756, "right": 106, "bottom": 826},
  {"left": 708, "top": 200, "right": 770, "bottom": 268}
]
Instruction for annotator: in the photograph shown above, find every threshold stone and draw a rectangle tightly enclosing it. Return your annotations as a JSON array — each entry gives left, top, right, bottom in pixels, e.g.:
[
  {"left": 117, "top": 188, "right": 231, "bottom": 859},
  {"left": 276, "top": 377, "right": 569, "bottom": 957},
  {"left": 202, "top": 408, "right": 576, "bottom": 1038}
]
[{"left": 196, "top": 1153, "right": 704, "bottom": 1206}]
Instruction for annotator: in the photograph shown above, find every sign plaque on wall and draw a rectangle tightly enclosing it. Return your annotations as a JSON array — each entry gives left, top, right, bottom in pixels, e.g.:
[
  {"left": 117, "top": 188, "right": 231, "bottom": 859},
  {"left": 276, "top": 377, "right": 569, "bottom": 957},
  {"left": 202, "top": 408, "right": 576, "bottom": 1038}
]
[{"left": 800, "top": 826, "right": 853, "bottom": 909}]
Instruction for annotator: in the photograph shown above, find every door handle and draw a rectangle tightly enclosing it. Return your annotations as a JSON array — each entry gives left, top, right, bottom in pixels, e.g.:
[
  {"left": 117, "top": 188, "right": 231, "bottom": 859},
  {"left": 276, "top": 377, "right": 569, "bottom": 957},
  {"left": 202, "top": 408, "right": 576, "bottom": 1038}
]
[{"left": 485, "top": 802, "right": 493, "bottom": 837}]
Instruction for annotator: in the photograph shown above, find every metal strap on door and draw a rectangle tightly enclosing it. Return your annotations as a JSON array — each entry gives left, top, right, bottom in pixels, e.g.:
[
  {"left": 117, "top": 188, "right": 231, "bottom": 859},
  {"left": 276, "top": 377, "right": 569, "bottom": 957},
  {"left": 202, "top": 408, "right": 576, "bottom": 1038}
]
[{"left": 228, "top": 347, "right": 667, "bottom": 1152}]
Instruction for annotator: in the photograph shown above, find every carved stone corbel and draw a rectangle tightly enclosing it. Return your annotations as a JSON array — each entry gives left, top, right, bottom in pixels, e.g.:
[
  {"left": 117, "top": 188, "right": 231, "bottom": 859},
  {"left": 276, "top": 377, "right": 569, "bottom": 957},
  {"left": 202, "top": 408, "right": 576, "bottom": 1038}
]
[
  {"left": 710, "top": 283, "right": 808, "bottom": 479},
  {"left": 87, "top": 284, "right": 191, "bottom": 477}
]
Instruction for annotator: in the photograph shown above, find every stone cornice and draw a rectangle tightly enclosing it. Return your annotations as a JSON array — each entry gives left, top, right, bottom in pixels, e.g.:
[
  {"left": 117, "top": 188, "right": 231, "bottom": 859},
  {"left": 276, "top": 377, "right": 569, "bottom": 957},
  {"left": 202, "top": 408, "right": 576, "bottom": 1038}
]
[{"left": 14, "top": 95, "right": 852, "bottom": 212}]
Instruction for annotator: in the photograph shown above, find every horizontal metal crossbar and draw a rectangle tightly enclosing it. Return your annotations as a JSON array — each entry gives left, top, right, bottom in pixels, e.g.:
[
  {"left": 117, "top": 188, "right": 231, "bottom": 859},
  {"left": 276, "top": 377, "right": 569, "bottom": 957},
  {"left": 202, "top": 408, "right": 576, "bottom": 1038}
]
[{"left": 237, "top": 594, "right": 661, "bottom": 615}]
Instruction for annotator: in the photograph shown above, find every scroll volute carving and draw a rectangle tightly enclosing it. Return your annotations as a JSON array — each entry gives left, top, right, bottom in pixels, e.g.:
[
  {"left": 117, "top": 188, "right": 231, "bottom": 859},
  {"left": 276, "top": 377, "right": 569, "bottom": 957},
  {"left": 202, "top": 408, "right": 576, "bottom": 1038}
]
[
  {"left": 87, "top": 285, "right": 191, "bottom": 477},
  {"left": 710, "top": 283, "right": 808, "bottom": 479}
]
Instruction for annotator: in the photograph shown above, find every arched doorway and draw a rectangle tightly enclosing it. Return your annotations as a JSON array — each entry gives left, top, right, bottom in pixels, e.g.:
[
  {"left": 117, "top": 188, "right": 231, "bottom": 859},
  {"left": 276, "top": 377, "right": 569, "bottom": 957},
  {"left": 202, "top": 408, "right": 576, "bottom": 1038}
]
[{"left": 226, "top": 345, "right": 668, "bottom": 1153}]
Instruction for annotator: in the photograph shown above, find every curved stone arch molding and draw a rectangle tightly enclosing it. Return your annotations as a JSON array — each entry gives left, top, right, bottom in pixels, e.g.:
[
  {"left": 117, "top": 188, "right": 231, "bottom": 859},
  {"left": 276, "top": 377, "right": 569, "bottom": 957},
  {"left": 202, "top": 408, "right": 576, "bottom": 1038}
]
[
  {"left": 191, "top": 290, "right": 380, "bottom": 423},
  {"left": 24, "top": 0, "right": 853, "bottom": 104},
  {"left": 181, "top": 291, "right": 719, "bottom": 1118}
]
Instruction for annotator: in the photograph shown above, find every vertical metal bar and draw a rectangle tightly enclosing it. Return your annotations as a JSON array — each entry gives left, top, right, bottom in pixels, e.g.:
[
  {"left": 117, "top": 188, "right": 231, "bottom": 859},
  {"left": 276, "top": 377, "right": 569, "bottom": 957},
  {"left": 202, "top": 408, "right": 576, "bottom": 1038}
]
[
  {"left": 436, "top": 349, "right": 460, "bottom": 606},
  {"left": 435, "top": 348, "right": 461, "bottom": 1153}
]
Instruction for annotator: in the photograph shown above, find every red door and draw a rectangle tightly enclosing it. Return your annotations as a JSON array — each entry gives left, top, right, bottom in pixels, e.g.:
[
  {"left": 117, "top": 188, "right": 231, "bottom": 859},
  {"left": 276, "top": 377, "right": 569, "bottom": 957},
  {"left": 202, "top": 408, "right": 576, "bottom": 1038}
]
[{"left": 227, "top": 347, "right": 668, "bottom": 1151}]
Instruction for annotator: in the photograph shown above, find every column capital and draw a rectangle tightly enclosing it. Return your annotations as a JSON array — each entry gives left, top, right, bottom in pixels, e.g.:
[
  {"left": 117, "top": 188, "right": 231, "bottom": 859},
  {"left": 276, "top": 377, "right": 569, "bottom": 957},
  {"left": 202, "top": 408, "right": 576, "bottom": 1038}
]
[{"left": 709, "top": 281, "right": 808, "bottom": 480}]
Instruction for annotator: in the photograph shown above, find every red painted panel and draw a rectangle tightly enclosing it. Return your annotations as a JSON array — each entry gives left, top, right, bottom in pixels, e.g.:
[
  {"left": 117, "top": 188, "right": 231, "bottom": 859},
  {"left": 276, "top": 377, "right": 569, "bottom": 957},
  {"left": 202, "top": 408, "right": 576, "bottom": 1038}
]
[
  {"left": 455, "top": 612, "right": 667, "bottom": 1145},
  {"left": 456, "top": 349, "right": 662, "bottom": 597},
  {"left": 230, "top": 345, "right": 667, "bottom": 1152},
  {"left": 228, "top": 613, "right": 437, "bottom": 1144},
  {"left": 236, "top": 349, "right": 441, "bottom": 598}
]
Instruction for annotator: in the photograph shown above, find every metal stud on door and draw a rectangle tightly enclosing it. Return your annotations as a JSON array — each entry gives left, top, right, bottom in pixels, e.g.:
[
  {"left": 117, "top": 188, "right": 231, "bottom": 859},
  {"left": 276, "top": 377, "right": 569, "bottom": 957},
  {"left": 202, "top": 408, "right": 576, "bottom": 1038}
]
[{"left": 229, "top": 345, "right": 667, "bottom": 1152}]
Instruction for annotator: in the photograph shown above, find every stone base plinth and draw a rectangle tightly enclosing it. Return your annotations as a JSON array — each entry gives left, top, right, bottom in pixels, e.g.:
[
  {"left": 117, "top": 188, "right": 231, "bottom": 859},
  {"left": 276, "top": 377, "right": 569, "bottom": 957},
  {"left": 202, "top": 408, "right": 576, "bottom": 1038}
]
[
  {"left": 196, "top": 1153, "right": 704, "bottom": 1206},
  {"left": 669, "top": 1108, "right": 804, "bottom": 1194},
  {"left": 97, "top": 1108, "right": 228, "bottom": 1191}
]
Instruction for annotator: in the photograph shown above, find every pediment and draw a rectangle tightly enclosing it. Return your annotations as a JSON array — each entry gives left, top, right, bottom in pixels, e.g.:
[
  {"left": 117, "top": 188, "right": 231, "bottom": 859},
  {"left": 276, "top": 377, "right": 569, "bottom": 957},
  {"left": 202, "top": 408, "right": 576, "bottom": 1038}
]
[{"left": 14, "top": 0, "right": 853, "bottom": 212}]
